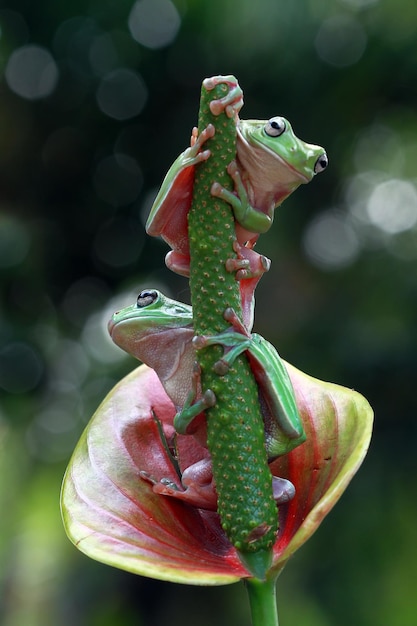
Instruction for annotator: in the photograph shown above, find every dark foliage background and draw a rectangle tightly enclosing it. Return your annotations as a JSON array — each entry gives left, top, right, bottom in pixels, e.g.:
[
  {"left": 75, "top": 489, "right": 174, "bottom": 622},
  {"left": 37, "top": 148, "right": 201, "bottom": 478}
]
[{"left": 1, "top": 1, "right": 416, "bottom": 624}]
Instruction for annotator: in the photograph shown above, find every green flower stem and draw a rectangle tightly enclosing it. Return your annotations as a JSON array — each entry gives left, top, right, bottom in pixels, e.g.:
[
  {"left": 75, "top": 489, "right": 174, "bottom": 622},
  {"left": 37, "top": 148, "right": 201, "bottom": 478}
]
[{"left": 245, "top": 576, "right": 280, "bottom": 626}]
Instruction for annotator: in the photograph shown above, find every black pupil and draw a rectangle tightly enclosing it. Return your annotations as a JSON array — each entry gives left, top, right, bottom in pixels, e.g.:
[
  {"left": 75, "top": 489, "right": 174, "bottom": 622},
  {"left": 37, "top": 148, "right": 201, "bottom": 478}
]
[
  {"left": 272, "top": 120, "right": 282, "bottom": 130},
  {"left": 137, "top": 290, "right": 158, "bottom": 307}
]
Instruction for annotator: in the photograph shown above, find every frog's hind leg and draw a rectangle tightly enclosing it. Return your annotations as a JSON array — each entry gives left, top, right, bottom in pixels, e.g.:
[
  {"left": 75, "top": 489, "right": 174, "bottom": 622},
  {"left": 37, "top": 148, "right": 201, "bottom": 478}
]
[
  {"left": 165, "top": 250, "right": 191, "bottom": 277},
  {"left": 140, "top": 458, "right": 218, "bottom": 510},
  {"left": 225, "top": 240, "right": 271, "bottom": 281},
  {"left": 225, "top": 242, "right": 271, "bottom": 330}
]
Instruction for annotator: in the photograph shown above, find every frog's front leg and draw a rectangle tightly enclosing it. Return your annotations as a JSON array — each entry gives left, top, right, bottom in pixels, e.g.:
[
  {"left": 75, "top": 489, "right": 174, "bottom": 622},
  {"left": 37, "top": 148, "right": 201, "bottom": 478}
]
[
  {"left": 211, "top": 160, "right": 273, "bottom": 235},
  {"left": 202, "top": 75, "right": 244, "bottom": 118},
  {"left": 194, "top": 310, "right": 306, "bottom": 451},
  {"left": 173, "top": 363, "right": 216, "bottom": 435},
  {"left": 192, "top": 328, "right": 251, "bottom": 376},
  {"left": 148, "top": 123, "right": 215, "bottom": 227},
  {"left": 146, "top": 124, "right": 216, "bottom": 263}
]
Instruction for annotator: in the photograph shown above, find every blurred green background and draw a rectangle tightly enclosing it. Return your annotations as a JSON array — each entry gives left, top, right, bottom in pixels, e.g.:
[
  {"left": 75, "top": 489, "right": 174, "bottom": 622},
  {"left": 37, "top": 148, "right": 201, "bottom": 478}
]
[{"left": 1, "top": 0, "right": 416, "bottom": 624}]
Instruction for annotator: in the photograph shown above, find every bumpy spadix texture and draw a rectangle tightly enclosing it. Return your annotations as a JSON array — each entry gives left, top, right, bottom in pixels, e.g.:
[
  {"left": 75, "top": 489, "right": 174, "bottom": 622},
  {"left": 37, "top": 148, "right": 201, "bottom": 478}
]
[{"left": 188, "top": 82, "right": 277, "bottom": 553}]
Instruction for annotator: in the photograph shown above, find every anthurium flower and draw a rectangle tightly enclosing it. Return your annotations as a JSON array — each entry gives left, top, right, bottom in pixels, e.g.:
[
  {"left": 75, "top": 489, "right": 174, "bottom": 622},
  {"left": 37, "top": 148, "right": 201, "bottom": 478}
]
[{"left": 61, "top": 362, "right": 372, "bottom": 584}]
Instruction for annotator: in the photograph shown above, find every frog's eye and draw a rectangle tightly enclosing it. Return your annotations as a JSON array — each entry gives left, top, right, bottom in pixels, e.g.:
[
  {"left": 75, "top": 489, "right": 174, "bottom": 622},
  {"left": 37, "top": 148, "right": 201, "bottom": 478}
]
[
  {"left": 264, "top": 117, "right": 286, "bottom": 137},
  {"left": 137, "top": 290, "right": 159, "bottom": 308},
  {"left": 314, "top": 152, "right": 329, "bottom": 174}
]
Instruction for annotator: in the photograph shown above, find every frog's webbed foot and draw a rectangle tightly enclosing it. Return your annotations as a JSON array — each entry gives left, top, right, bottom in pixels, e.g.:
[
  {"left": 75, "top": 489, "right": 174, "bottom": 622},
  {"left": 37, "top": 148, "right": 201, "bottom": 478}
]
[
  {"left": 139, "top": 471, "right": 205, "bottom": 506},
  {"left": 189, "top": 124, "right": 214, "bottom": 148},
  {"left": 182, "top": 124, "right": 215, "bottom": 167},
  {"left": 173, "top": 362, "right": 216, "bottom": 434},
  {"left": 193, "top": 318, "right": 251, "bottom": 376},
  {"left": 140, "top": 458, "right": 218, "bottom": 510},
  {"left": 180, "top": 458, "right": 217, "bottom": 510},
  {"left": 225, "top": 240, "right": 271, "bottom": 281},
  {"left": 140, "top": 471, "right": 180, "bottom": 494},
  {"left": 203, "top": 75, "right": 243, "bottom": 118},
  {"left": 272, "top": 476, "right": 295, "bottom": 504}
]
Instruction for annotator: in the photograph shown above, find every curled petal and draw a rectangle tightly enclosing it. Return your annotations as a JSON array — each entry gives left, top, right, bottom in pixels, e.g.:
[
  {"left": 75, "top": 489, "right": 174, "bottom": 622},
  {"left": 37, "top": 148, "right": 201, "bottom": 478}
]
[
  {"left": 61, "top": 365, "right": 247, "bottom": 584},
  {"left": 61, "top": 363, "right": 373, "bottom": 583},
  {"left": 270, "top": 363, "right": 373, "bottom": 572}
]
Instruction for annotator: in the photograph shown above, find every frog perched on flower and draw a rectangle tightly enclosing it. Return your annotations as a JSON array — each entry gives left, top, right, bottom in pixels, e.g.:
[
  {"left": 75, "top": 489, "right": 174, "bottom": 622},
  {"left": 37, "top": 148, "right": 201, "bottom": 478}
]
[
  {"left": 61, "top": 362, "right": 372, "bottom": 583},
  {"left": 61, "top": 75, "right": 372, "bottom": 626}
]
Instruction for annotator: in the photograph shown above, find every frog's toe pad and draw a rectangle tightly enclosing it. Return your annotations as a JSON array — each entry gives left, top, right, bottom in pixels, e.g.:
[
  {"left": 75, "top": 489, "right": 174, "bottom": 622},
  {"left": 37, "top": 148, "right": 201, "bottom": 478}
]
[
  {"left": 210, "top": 181, "right": 223, "bottom": 197},
  {"left": 203, "top": 389, "right": 216, "bottom": 408},
  {"left": 226, "top": 159, "right": 240, "bottom": 178},
  {"left": 225, "top": 258, "right": 250, "bottom": 273},
  {"left": 213, "top": 358, "right": 230, "bottom": 376},
  {"left": 272, "top": 476, "right": 296, "bottom": 504}
]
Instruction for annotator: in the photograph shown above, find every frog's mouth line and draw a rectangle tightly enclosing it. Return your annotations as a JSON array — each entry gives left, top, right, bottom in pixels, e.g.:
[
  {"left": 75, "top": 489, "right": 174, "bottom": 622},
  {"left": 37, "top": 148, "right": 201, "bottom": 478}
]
[
  {"left": 236, "top": 125, "right": 311, "bottom": 183},
  {"left": 108, "top": 316, "right": 193, "bottom": 338},
  {"left": 236, "top": 126, "right": 310, "bottom": 186}
]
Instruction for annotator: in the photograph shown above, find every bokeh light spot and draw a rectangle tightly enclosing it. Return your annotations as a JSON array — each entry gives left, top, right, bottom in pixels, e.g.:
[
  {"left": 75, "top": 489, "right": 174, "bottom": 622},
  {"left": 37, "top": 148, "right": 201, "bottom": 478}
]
[
  {"left": 26, "top": 405, "right": 80, "bottom": 463},
  {"left": 128, "top": 0, "right": 180, "bottom": 50},
  {"left": 51, "top": 339, "right": 91, "bottom": 387},
  {"left": 353, "top": 124, "right": 404, "bottom": 175},
  {"left": 345, "top": 171, "right": 384, "bottom": 224},
  {"left": 315, "top": 15, "right": 367, "bottom": 67},
  {"left": 303, "top": 210, "right": 360, "bottom": 270},
  {"left": 93, "top": 153, "right": 143, "bottom": 206},
  {"left": 5, "top": 44, "right": 59, "bottom": 100},
  {"left": 366, "top": 179, "right": 417, "bottom": 234},
  {"left": 81, "top": 285, "right": 172, "bottom": 366},
  {"left": 386, "top": 230, "right": 417, "bottom": 261},
  {"left": 82, "top": 309, "right": 127, "bottom": 365},
  {"left": 0, "top": 342, "right": 44, "bottom": 393},
  {"left": 0, "top": 214, "right": 30, "bottom": 268},
  {"left": 96, "top": 68, "right": 147, "bottom": 120}
]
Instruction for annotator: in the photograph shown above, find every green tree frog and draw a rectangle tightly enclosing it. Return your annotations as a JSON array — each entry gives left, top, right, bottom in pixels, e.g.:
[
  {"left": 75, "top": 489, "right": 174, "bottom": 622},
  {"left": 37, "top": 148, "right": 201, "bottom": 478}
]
[
  {"left": 146, "top": 77, "right": 327, "bottom": 330},
  {"left": 108, "top": 289, "right": 306, "bottom": 509},
  {"left": 146, "top": 84, "right": 328, "bottom": 281}
]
